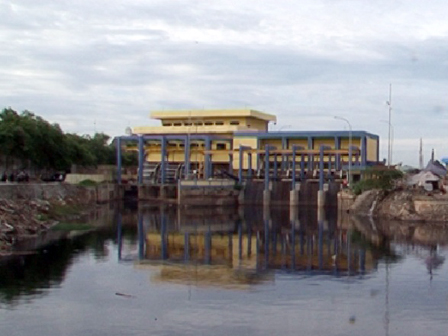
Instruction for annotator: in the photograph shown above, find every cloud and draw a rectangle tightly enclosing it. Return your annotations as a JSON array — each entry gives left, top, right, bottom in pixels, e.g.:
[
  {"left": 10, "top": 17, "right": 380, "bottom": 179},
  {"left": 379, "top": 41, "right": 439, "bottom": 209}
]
[{"left": 1, "top": 0, "right": 448, "bottom": 165}]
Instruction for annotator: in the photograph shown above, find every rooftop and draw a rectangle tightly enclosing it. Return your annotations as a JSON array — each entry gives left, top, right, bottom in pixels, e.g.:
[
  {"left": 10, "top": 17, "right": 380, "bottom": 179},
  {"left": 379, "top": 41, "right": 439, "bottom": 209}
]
[{"left": 150, "top": 109, "right": 277, "bottom": 122}]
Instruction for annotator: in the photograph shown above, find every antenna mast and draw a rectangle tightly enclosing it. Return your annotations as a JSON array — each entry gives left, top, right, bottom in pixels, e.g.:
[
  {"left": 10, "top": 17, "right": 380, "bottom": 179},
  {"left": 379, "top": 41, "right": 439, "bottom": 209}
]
[{"left": 419, "top": 138, "right": 423, "bottom": 169}]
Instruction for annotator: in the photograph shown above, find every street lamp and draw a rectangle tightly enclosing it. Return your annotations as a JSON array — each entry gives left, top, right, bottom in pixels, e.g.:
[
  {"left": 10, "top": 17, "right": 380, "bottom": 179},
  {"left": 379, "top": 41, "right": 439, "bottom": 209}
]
[
  {"left": 335, "top": 116, "right": 352, "bottom": 186},
  {"left": 278, "top": 125, "right": 292, "bottom": 131},
  {"left": 381, "top": 120, "right": 394, "bottom": 166},
  {"left": 386, "top": 84, "right": 392, "bottom": 168}
]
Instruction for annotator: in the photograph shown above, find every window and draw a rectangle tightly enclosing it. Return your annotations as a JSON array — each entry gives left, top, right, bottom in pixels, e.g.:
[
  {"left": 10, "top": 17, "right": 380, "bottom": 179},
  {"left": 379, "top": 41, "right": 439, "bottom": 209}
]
[
  {"left": 230, "top": 121, "right": 240, "bottom": 125},
  {"left": 173, "top": 123, "right": 182, "bottom": 126},
  {"left": 184, "top": 122, "right": 192, "bottom": 126},
  {"left": 217, "top": 143, "right": 226, "bottom": 150},
  {"left": 204, "top": 122, "right": 213, "bottom": 126},
  {"left": 194, "top": 122, "right": 203, "bottom": 126},
  {"left": 164, "top": 123, "right": 172, "bottom": 126},
  {"left": 215, "top": 121, "right": 224, "bottom": 125}
]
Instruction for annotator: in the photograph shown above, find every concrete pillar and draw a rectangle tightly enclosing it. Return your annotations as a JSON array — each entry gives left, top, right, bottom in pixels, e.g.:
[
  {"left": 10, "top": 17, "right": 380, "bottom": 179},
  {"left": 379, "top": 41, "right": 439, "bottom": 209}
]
[
  {"left": 263, "top": 189, "right": 271, "bottom": 206},
  {"left": 289, "top": 203, "right": 299, "bottom": 222},
  {"left": 317, "top": 190, "right": 326, "bottom": 208},
  {"left": 290, "top": 181, "right": 300, "bottom": 206},
  {"left": 290, "top": 190, "right": 299, "bottom": 206}
]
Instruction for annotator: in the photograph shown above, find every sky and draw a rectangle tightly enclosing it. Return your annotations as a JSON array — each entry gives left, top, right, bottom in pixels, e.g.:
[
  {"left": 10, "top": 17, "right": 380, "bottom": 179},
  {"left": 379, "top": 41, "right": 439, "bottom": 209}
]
[{"left": 1, "top": 0, "right": 448, "bottom": 166}]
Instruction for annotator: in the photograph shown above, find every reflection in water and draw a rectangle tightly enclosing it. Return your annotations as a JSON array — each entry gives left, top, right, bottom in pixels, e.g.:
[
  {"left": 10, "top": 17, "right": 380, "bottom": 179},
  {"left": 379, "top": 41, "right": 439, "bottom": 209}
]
[
  {"left": 2, "top": 204, "right": 448, "bottom": 336},
  {"left": 118, "top": 206, "right": 385, "bottom": 290}
]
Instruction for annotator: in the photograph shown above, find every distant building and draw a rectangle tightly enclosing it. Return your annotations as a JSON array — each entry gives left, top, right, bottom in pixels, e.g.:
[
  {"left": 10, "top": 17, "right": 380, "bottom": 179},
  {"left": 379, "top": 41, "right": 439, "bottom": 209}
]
[{"left": 116, "top": 109, "right": 380, "bottom": 183}]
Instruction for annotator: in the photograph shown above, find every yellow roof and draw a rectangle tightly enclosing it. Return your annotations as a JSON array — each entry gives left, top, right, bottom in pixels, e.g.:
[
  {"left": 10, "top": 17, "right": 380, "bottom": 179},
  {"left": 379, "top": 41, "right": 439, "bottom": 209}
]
[{"left": 150, "top": 109, "right": 277, "bottom": 122}]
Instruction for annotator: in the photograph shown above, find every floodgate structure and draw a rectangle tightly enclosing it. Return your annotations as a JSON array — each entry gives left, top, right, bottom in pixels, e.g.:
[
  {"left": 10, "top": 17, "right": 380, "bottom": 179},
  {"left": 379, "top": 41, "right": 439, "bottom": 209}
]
[{"left": 115, "top": 109, "right": 380, "bottom": 206}]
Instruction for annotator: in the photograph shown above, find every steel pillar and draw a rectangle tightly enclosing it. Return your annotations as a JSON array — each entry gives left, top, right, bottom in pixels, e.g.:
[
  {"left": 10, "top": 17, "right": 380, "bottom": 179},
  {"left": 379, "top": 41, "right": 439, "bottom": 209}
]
[
  {"left": 184, "top": 136, "right": 190, "bottom": 178},
  {"left": 161, "top": 137, "right": 166, "bottom": 184},
  {"left": 205, "top": 138, "right": 211, "bottom": 179},
  {"left": 264, "top": 145, "right": 270, "bottom": 191},
  {"left": 138, "top": 136, "right": 144, "bottom": 184}
]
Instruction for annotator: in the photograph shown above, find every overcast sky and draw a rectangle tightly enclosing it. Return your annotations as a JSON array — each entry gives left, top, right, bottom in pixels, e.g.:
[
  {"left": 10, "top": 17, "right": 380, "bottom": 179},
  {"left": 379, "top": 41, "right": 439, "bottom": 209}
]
[{"left": 1, "top": 0, "right": 448, "bottom": 166}]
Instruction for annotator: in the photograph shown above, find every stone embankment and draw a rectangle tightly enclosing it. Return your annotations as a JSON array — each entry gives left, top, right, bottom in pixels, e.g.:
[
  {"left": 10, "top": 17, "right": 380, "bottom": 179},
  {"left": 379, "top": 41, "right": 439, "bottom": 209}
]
[
  {"left": 0, "top": 183, "right": 118, "bottom": 254},
  {"left": 349, "top": 188, "right": 448, "bottom": 222}
]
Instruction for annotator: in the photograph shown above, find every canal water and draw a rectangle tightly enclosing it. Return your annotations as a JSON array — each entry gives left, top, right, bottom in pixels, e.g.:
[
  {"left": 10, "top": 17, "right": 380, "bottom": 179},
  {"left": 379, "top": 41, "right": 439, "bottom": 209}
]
[{"left": 1, "top": 204, "right": 448, "bottom": 336}]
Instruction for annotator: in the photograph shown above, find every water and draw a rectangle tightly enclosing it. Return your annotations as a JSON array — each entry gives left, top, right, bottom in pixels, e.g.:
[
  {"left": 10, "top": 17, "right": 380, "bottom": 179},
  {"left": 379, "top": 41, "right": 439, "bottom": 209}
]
[{"left": 1, "top": 204, "right": 448, "bottom": 336}]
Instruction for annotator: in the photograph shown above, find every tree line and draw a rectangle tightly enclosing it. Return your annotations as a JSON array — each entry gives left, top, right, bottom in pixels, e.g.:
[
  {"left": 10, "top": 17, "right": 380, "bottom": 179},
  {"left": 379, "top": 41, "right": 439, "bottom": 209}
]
[{"left": 0, "top": 107, "right": 136, "bottom": 172}]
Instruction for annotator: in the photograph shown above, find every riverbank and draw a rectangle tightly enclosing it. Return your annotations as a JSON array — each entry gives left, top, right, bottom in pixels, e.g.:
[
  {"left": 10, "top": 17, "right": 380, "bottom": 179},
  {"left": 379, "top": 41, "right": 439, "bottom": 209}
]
[
  {"left": 349, "top": 187, "right": 448, "bottom": 222},
  {"left": 0, "top": 183, "right": 118, "bottom": 255}
]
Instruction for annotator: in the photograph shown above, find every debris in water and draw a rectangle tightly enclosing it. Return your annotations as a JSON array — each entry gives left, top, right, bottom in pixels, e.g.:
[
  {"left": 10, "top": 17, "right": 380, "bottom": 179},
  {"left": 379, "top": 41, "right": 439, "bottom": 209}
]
[{"left": 115, "top": 292, "right": 135, "bottom": 298}]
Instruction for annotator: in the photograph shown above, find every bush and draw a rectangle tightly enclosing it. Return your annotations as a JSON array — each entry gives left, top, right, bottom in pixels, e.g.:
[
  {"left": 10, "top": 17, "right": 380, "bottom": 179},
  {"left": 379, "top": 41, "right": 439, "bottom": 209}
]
[
  {"left": 78, "top": 179, "right": 98, "bottom": 187},
  {"left": 352, "top": 169, "right": 403, "bottom": 195}
]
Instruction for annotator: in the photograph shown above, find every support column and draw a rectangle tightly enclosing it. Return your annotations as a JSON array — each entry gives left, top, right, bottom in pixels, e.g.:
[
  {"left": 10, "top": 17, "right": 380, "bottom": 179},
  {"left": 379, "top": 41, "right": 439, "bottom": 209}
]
[
  {"left": 319, "top": 145, "right": 325, "bottom": 191},
  {"left": 264, "top": 145, "right": 271, "bottom": 206},
  {"left": 184, "top": 136, "right": 190, "bottom": 178},
  {"left": 361, "top": 135, "right": 367, "bottom": 166},
  {"left": 291, "top": 147, "right": 297, "bottom": 190},
  {"left": 334, "top": 136, "right": 340, "bottom": 171},
  {"left": 205, "top": 138, "right": 211, "bottom": 179},
  {"left": 138, "top": 136, "right": 144, "bottom": 184},
  {"left": 238, "top": 146, "right": 243, "bottom": 184},
  {"left": 318, "top": 145, "right": 330, "bottom": 208},
  {"left": 281, "top": 137, "right": 287, "bottom": 173},
  {"left": 116, "top": 137, "right": 122, "bottom": 184},
  {"left": 307, "top": 137, "right": 313, "bottom": 171},
  {"left": 300, "top": 153, "right": 305, "bottom": 180},
  {"left": 248, "top": 153, "right": 252, "bottom": 179},
  {"left": 264, "top": 145, "right": 270, "bottom": 191},
  {"left": 273, "top": 154, "right": 278, "bottom": 180},
  {"left": 161, "top": 137, "right": 166, "bottom": 184}
]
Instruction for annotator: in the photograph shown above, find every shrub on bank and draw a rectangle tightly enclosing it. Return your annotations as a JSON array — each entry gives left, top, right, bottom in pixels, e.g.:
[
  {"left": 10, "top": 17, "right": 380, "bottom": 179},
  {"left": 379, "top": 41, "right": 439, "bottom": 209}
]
[
  {"left": 352, "top": 169, "right": 403, "bottom": 195},
  {"left": 78, "top": 179, "right": 98, "bottom": 187}
]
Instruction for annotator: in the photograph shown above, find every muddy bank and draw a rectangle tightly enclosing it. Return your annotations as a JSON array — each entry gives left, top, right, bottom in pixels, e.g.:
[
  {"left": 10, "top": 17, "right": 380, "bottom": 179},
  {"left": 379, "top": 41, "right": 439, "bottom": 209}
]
[{"left": 0, "top": 183, "right": 116, "bottom": 255}]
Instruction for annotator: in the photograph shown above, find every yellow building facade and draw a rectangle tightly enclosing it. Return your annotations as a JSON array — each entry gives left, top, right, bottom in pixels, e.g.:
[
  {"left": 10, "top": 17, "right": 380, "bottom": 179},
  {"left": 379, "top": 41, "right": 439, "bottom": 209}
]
[{"left": 116, "top": 109, "right": 380, "bottom": 183}]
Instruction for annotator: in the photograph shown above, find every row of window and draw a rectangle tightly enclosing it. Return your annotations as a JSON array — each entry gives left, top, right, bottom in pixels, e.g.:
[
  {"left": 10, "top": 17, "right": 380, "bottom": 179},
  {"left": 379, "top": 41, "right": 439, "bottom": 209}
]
[
  {"left": 146, "top": 143, "right": 228, "bottom": 150},
  {"left": 163, "top": 121, "right": 240, "bottom": 127}
]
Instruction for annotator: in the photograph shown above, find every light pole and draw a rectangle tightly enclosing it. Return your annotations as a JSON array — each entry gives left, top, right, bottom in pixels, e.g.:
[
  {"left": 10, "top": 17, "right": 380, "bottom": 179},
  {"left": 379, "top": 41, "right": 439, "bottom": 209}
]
[
  {"left": 278, "top": 125, "right": 291, "bottom": 131},
  {"left": 381, "top": 120, "right": 394, "bottom": 166},
  {"left": 335, "top": 116, "right": 352, "bottom": 186},
  {"left": 386, "top": 84, "right": 392, "bottom": 168}
]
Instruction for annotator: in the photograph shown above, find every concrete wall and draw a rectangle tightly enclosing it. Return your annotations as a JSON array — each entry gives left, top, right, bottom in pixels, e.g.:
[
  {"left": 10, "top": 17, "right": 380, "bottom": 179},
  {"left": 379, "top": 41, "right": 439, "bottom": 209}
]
[
  {"left": 65, "top": 174, "right": 107, "bottom": 184},
  {"left": 178, "top": 186, "right": 239, "bottom": 206},
  {"left": 0, "top": 183, "right": 120, "bottom": 204}
]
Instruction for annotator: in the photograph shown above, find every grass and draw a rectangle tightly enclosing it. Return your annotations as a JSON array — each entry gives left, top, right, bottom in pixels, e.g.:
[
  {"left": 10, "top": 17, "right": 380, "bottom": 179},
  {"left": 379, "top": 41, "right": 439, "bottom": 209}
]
[
  {"left": 48, "top": 204, "right": 86, "bottom": 218},
  {"left": 78, "top": 179, "right": 98, "bottom": 187}
]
